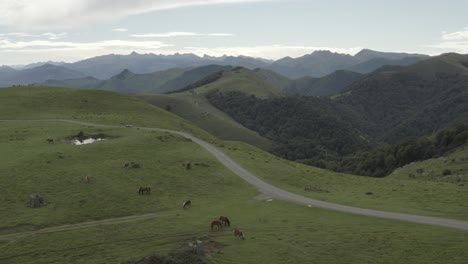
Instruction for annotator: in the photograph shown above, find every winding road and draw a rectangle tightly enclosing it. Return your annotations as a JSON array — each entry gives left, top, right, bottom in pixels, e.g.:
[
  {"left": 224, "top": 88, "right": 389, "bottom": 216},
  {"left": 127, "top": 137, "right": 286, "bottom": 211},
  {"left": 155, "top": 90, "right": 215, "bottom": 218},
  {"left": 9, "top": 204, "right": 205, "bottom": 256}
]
[{"left": 2, "top": 119, "right": 468, "bottom": 239}]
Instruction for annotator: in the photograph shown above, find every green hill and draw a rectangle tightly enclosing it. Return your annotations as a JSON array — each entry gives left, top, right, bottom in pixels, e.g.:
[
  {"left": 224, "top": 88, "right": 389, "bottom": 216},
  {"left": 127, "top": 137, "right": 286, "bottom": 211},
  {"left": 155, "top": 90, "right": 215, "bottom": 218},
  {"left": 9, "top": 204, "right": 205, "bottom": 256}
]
[
  {"left": 39, "top": 65, "right": 231, "bottom": 94},
  {"left": 286, "top": 70, "right": 363, "bottom": 97},
  {"left": 2, "top": 86, "right": 468, "bottom": 264},
  {"left": 0, "top": 86, "right": 213, "bottom": 140},
  {"left": 140, "top": 67, "right": 285, "bottom": 150},
  {"left": 337, "top": 53, "right": 468, "bottom": 143},
  {"left": 390, "top": 145, "right": 468, "bottom": 184},
  {"left": 139, "top": 92, "right": 274, "bottom": 150},
  {"left": 187, "top": 67, "right": 285, "bottom": 98}
]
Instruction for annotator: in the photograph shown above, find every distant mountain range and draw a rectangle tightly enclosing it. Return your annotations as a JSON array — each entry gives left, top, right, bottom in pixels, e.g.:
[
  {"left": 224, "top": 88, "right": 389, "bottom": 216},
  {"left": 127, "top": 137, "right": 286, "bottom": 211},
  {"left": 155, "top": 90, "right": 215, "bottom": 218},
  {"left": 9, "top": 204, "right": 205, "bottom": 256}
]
[
  {"left": 205, "top": 53, "right": 468, "bottom": 153},
  {"left": 0, "top": 49, "right": 431, "bottom": 88},
  {"left": 0, "top": 64, "right": 85, "bottom": 87},
  {"left": 39, "top": 65, "right": 234, "bottom": 94}
]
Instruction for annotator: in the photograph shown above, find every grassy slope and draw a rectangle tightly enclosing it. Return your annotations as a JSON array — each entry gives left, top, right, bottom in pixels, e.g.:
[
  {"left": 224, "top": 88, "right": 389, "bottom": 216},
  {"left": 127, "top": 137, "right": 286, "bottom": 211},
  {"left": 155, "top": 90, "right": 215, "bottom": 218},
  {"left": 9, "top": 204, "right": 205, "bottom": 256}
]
[
  {"left": 1, "top": 121, "right": 467, "bottom": 264},
  {"left": 140, "top": 93, "right": 273, "bottom": 150},
  {"left": 139, "top": 68, "right": 283, "bottom": 150},
  {"left": 220, "top": 141, "right": 468, "bottom": 220},
  {"left": 1, "top": 87, "right": 468, "bottom": 264},
  {"left": 192, "top": 67, "right": 284, "bottom": 99},
  {"left": 390, "top": 145, "right": 468, "bottom": 183},
  {"left": 0, "top": 86, "right": 215, "bottom": 141}
]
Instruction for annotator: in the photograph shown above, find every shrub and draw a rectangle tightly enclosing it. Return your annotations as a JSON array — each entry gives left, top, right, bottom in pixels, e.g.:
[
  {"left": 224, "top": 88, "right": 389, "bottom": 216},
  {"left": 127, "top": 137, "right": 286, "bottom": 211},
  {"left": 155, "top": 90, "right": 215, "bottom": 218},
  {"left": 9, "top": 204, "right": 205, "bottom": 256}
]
[{"left": 442, "top": 169, "right": 452, "bottom": 176}]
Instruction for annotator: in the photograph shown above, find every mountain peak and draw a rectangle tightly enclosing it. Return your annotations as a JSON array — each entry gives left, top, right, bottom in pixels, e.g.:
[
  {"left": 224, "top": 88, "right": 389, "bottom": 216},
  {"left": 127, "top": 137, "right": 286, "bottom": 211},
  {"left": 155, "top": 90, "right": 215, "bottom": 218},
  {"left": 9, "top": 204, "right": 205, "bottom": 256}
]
[{"left": 112, "top": 69, "right": 134, "bottom": 80}]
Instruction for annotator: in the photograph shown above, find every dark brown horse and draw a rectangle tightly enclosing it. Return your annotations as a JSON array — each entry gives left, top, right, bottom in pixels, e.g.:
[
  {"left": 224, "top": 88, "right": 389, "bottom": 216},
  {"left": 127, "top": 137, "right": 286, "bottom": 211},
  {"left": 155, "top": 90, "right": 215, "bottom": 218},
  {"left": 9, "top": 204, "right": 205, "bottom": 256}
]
[
  {"left": 138, "top": 186, "right": 151, "bottom": 195},
  {"left": 46, "top": 138, "right": 54, "bottom": 144},
  {"left": 234, "top": 228, "right": 245, "bottom": 240},
  {"left": 211, "top": 220, "right": 223, "bottom": 230},
  {"left": 183, "top": 200, "right": 192, "bottom": 209},
  {"left": 219, "top": 216, "right": 230, "bottom": 227}
]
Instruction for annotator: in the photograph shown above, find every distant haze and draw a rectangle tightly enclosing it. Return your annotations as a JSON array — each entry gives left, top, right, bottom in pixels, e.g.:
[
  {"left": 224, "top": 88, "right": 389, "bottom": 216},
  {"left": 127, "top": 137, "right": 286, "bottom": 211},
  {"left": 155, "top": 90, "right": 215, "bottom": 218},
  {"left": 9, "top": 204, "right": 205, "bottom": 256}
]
[{"left": 0, "top": 0, "right": 467, "bottom": 65}]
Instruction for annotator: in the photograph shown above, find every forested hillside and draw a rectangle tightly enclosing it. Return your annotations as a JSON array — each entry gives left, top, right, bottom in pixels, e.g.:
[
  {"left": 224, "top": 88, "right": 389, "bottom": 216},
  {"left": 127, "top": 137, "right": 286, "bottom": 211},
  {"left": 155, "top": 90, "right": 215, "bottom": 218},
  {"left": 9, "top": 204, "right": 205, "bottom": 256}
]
[{"left": 205, "top": 54, "right": 468, "bottom": 177}]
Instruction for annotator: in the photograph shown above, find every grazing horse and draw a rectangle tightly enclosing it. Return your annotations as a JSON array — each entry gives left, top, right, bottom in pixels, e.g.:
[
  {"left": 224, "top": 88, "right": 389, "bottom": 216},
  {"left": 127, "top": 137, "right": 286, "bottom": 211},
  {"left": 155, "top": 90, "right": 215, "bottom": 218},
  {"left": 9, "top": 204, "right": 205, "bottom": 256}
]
[
  {"left": 182, "top": 200, "right": 192, "bottom": 209},
  {"left": 219, "top": 216, "right": 230, "bottom": 227},
  {"left": 46, "top": 138, "right": 54, "bottom": 144},
  {"left": 138, "top": 186, "right": 151, "bottom": 195},
  {"left": 234, "top": 228, "right": 245, "bottom": 240},
  {"left": 123, "top": 163, "right": 129, "bottom": 168},
  {"left": 211, "top": 220, "right": 223, "bottom": 230}
]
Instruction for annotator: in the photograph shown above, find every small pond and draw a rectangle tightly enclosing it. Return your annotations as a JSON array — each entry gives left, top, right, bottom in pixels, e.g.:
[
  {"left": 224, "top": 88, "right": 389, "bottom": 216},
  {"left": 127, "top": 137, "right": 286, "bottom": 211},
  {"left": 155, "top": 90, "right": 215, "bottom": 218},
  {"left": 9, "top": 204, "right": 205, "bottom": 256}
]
[{"left": 73, "top": 138, "right": 104, "bottom": 145}]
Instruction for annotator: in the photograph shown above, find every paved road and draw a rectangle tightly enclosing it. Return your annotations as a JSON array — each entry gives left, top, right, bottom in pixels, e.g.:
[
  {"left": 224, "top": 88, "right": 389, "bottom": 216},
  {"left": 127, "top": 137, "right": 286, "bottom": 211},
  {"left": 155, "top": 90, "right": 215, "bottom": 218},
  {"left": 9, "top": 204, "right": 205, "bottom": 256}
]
[{"left": 3, "top": 119, "right": 468, "bottom": 232}]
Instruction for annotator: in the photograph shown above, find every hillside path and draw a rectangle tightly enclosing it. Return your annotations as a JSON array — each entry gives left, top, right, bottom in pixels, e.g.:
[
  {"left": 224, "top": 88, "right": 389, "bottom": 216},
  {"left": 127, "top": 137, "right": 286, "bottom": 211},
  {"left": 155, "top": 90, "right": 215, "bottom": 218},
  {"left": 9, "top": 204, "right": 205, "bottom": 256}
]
[{"left": 3, "top": 119, "right": 468, "bottom": 232}]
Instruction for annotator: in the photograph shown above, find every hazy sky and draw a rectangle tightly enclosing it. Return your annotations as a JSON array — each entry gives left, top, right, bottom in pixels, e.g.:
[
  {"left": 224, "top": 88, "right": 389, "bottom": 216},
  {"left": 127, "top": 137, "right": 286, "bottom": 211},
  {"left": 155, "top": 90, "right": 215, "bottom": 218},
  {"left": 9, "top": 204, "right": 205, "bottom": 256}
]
[{"left": 1, "top": 0, "right": 467, "bottom": 65}]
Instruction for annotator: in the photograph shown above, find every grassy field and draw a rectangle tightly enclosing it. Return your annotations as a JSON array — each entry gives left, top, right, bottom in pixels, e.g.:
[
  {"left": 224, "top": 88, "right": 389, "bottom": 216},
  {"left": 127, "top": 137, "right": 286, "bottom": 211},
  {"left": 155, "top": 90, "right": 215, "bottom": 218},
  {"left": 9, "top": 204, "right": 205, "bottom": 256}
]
[
  {"left": 1, "top": 87, "right": 468, "bottom": 264},
  {"left": 139, "top": 67, "right": 285, "bottom": 150},
  {"left": 140, "top": 93, "right": 273, "bottom": 150},
  {"left": 0, "top": 86, "right": 215, "bottom": 142},
  {"left": 389, "top": 146, "right": 468, "bottom": 183},
  {"left": 2, "top": 198, "right": 468, "bottom": 264},
  {"left": 220, "top": 141, "right": 468, "bottom": 220},
  {"left": 192, "top": 67, "right": 284, "bottom": 99}
]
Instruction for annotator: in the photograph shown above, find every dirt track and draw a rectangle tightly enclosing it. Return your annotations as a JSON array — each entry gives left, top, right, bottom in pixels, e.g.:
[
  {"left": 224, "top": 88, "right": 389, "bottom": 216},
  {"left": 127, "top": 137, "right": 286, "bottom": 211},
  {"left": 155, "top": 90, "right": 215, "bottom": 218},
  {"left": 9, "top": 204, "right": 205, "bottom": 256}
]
[{"left": 2, "top": 119, "right": 468, "bottom": 240}]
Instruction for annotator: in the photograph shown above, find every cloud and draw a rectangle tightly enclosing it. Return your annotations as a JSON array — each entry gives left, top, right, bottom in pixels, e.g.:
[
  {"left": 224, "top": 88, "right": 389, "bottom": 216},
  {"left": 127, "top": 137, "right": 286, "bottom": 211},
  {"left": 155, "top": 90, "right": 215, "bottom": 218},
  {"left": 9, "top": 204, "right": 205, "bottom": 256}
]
[
  {"left": 0, "top": 0, "right": 270, "bottom": 29},
  {"left": 131, "top": 32, "right": 234, "bottom": 38},
  {"left": 0, "top": 32, "right": 37, "bottom": 37},
  {"left": 113, "top": 28, "right": 128, "bottom": 32},
  {"left": 41, "top": 32, "right": 67, "bottom": 40},
  {"left": 426, "top": 28, "right": 468, "bottom": 54},
  {"left": 0, "top": 39, "right": 171, "bottom": 51},
  {"left": 442, "top": 28, "right": 468, "bottom": 41}
]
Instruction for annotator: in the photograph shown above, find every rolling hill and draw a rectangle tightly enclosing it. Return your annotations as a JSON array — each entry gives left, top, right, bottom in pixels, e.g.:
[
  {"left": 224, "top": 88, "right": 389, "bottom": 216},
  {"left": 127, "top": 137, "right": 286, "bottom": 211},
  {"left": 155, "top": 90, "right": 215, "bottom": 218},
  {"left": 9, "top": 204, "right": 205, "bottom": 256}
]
[
  {"left": 2, "top": 86, "right": 468, "bottom": 264},
  {"left": 201, "top": 53, "right": 468, "bottom": 173},
  {"left": 0, "top": 64, "right": 85, "bottom": 87},
  {"left": 336, "top": 53, "right": 468, "bottom": 143},
  {"left": 285, "top": 70, "right": 363, "bottom": 96},
  {"left": 63, "top": 52, "right": 271, "bottom": 79},
  {"left": 139, "top": 67, "right": 284, "bottom": 149},
  {"left": 39, "top": 65, "right": 232, "bottom": 94}
]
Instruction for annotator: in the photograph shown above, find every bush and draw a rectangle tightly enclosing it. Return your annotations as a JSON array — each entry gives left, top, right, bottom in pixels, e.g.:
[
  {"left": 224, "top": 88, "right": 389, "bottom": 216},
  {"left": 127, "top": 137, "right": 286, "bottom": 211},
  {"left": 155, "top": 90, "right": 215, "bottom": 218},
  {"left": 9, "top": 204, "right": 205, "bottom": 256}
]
[{"left": 442, "top": 169, "right": 452, "bottom": 176}]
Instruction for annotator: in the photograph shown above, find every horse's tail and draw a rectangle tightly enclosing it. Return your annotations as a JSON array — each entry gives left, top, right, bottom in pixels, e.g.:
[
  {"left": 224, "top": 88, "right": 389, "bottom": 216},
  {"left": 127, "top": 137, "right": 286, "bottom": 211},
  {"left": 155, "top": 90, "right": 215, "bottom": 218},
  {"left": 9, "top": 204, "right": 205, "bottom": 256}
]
[{"left": 226, "top": 218, "right": 230, "bottom": 227}]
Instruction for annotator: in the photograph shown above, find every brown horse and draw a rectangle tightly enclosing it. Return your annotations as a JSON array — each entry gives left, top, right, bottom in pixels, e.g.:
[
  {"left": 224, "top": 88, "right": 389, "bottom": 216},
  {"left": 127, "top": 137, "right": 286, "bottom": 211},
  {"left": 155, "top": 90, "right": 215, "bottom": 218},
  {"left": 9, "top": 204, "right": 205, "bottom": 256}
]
[
  {"left": 123, "top": 163, "right": 129, "bottom": 168},
  {"left": 138, "top": 186, "right": 151, "bottom": 195},
  {"left": 219, "top": 216, "right": 230, "bottom": 227},
  {"left": 46, "top": 138, "right": 54, "bottom": 144},
  {"left": 211, "top": 220, "right": 223, "bottom": 230},
  {"left": 183, "top": 200, "right": 192, "bottom": 209},
  {"left": 234, "top": 228, "right": 245, "bottom": 240}
]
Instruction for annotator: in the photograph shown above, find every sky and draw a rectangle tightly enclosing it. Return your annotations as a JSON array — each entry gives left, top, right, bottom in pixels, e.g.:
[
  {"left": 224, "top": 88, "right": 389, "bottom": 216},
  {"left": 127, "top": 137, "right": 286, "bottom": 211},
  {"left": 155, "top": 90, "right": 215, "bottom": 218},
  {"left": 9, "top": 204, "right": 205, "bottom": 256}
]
[{"left": 0, "top": 0, "right": 468, "bottom": 65}]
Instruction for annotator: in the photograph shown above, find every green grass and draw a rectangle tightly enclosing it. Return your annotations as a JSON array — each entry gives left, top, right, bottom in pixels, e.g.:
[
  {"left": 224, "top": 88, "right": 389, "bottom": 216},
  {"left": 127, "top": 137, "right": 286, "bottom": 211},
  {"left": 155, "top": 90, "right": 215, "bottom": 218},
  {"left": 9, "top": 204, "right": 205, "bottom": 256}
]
[
  {"left": 139, "top": 93, "right": 273, "bottom": 150},
  {"left": 2, "top": 198, "right": 468, "bottom": 264},
  {"left": 193, "top": 67, "right": 284, "bottom": 99},
  {"left": 389, "top": 145, "right": 468, "bottom": 184},
  {"left": 219, "top": 141, "right": 468, "bottom": 220},
  {"left": 1, "top": 86, "right": 468, "bottom": 264},
  {"left": 137, "top": 67, "right": 285, "bottom": 151},
  {"left": 0, "top": 120, "right": 255, "bottom": 228},
  {"left": 0, "top": 86, "right": 216, "bottom": 141}
]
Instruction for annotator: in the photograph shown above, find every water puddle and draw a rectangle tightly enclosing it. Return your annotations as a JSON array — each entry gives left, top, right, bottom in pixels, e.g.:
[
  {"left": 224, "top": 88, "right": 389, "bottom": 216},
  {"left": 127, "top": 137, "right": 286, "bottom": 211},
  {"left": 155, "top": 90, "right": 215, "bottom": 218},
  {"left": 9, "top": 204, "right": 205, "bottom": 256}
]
[{"left": 73, "top": 138, "right": 104, "bottom": 145}]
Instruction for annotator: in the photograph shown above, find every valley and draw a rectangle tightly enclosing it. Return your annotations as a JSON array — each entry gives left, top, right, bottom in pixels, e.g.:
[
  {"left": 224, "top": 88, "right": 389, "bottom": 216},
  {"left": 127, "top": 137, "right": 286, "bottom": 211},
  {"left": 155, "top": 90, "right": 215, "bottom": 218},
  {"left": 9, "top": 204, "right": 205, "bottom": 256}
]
[{"left": 0, "top": 87, "right": 468, "bottom": 263}]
